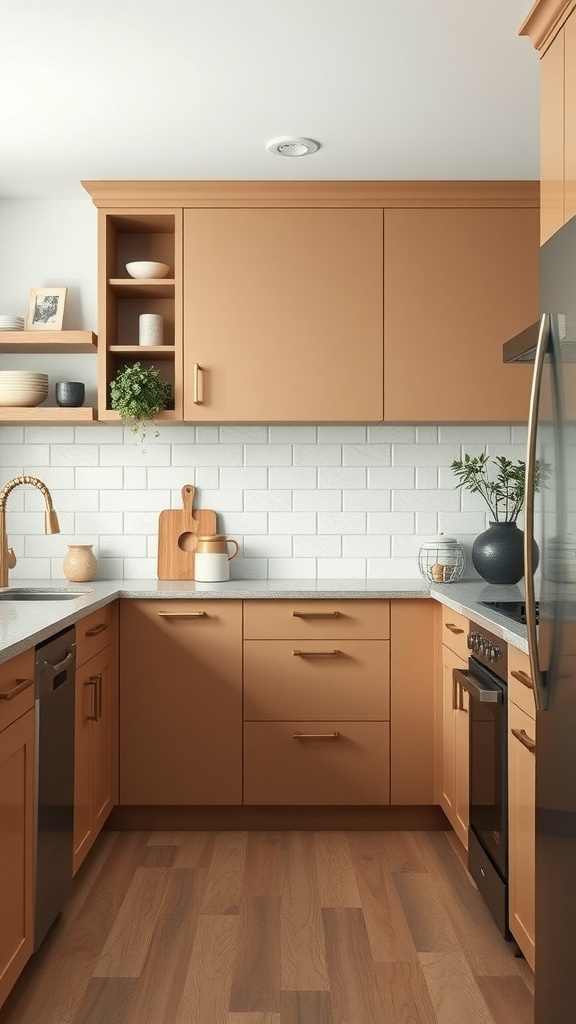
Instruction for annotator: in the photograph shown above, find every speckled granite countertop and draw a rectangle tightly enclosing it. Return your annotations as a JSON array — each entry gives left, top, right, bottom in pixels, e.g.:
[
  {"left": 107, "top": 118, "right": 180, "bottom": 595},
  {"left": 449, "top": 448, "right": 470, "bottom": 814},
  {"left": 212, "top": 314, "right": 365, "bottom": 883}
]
[{"left": 0, "top": 577, "right": 529, "bottom": 663}]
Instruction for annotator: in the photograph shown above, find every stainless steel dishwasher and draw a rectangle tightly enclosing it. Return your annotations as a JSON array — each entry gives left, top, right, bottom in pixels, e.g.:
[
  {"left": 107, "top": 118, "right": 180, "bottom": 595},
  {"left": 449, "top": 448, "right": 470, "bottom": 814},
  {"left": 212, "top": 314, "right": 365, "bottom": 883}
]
[{"left": 34, "top": 626, "right": 76, "bottom": 950}]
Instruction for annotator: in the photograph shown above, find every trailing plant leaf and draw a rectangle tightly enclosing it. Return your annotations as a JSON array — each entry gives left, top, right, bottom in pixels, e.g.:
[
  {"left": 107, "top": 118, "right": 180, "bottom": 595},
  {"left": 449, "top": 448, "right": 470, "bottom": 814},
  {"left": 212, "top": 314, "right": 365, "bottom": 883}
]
[{"left": 109, "top": 362, "right": 172, "bottom": 449}]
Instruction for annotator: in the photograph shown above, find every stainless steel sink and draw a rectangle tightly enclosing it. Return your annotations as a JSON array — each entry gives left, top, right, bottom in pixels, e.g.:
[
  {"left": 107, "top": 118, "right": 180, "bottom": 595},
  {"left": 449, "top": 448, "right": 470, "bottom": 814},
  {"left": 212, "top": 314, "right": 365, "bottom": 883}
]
[{"left": 0, "top": 589, "right": 91, "bottom": 601}]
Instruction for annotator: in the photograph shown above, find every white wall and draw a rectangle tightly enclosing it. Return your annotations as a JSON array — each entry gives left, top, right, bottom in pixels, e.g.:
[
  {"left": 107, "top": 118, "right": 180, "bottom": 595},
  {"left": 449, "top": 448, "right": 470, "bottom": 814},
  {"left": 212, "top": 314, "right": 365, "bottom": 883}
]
[{"left": 0, "top": 199, "right": 527, "bottom": 582}]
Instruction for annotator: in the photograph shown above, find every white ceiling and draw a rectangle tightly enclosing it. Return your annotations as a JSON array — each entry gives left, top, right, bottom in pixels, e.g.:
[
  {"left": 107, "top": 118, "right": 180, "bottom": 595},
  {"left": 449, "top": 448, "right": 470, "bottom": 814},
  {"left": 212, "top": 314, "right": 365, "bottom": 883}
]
[{"left": 1, "top": 0, "right": 539, "bottom": 200}]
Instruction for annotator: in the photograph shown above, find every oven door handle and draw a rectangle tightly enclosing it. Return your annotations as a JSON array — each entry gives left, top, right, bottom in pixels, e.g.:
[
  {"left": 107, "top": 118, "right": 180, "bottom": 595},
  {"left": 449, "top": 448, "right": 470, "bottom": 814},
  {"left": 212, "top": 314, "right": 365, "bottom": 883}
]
[{"left": 453, "top": 668, "right": 502, "bottom": 704}]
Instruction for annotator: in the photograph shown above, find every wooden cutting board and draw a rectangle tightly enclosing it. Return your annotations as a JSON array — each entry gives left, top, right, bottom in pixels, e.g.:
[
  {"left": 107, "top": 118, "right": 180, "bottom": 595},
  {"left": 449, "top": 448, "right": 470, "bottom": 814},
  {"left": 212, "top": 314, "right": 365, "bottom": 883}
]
[{"left": 157, "top": 484, "right": 218, "bottom": 580}]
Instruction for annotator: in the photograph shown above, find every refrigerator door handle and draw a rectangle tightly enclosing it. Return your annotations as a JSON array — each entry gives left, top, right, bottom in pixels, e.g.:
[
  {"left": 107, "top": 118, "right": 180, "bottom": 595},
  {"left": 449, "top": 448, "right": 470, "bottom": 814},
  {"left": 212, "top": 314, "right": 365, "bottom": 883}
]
[{"left": 525, "top": 312, "right": 549, "bottom": 712}]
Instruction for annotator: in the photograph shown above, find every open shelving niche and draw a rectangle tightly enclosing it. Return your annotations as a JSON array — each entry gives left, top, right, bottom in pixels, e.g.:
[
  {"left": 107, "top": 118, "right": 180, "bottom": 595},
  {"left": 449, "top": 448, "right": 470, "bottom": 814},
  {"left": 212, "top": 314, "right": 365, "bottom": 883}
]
[
  {"left": 98, "top": 211, "right": 183, "bottom": 422},
  {"left": 0, "top": 331, "right": 98, "bottom": 423}
]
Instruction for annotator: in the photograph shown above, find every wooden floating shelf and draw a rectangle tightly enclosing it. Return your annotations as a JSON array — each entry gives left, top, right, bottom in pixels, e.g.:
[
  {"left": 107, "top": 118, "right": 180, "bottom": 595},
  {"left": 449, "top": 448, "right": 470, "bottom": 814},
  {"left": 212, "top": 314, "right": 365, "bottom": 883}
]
[
  {"left": 108, "top": 279, "right": 175, "bottom": 299},
  {"left": 0, "top": 331, "right": 97, "bottom": 353},
  {"left": 0, "top": 407, "right": 96, "bottom": 423},
  {"left": 109, "top": 345, "right": 176, "bottom": 361}
]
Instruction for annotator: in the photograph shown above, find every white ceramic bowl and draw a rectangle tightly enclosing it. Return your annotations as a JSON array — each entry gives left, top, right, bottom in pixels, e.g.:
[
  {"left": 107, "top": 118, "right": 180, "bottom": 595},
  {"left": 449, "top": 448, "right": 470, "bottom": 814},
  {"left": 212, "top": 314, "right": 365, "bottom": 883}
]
[
  {"left": 125, "top": 261, "right": 170, "bottom": 280},
  {"left": 0, "top": 388, "right": 48, "bottom": 407}
]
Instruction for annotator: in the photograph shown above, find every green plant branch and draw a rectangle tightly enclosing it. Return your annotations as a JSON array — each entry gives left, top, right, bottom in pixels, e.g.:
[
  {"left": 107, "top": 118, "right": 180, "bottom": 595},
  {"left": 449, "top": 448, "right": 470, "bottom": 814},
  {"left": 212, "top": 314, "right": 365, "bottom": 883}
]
[{"left": 451, "top": 453, "right": 548, "bottom": 523}]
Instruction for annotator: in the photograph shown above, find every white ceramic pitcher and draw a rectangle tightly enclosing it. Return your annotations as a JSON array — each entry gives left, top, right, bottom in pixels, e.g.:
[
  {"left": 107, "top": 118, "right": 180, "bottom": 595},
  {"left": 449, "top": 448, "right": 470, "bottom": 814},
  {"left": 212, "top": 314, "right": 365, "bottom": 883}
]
[{"left": 194, "top": 534, "right": 239, "bottom": 582}]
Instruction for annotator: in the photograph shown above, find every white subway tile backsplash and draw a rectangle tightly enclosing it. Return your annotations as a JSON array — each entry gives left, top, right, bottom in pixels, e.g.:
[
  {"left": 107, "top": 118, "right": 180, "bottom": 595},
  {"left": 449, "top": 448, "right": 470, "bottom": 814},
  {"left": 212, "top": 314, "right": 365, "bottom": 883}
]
[
  {"left": 0, "top": 421, "right": 520, "bottom": 582},
  {"left": 342, "top": 490, "right": 391, "bottom": 512},
  {"left": 294, "top": 444, "right": 341, "bottom": 466},
  {"left": 244, "top": 490, "right": 292, "bottom": 512},
  {"left": 245, "top": 444, "right": 292, "bottom": 466},
  {"left": 343, "top": 444, "right": 390, "bottom": 467}
]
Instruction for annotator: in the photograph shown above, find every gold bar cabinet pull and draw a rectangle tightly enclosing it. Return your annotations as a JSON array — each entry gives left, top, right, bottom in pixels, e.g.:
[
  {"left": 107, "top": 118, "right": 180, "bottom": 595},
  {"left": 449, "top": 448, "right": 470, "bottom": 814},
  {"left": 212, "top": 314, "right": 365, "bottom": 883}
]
[
  {"left": 511, "top": 670, "right": 534, "bottom": 690},
  {"left": 87, "top": 677, "right": 98, "bottom": 721},
  {"left": 445, "top": 623, "right": 464, "bottom": 635},
  {"left": 511, "top": 727, "right": 536, "bottom": 754},
  {"left": 0, "top": 677, "right": 33, "bottom": 701},
  {"left": 293, "top": 731, "right": 340, "bottom": 740},
  {"left": 157, "top": 611, "right": 207, "bottom": 618},
  {"left": 193, "top": 363, "right": 203, "bottom": 404},
  {"left": 86, "top": 623, "right": 108, "bottom": 638},
  {"left": 292, "top": 649, "right": 340, "bottom": 657},
  {"left": 292, "top": 610, "right": 340, "bottom": 618}
]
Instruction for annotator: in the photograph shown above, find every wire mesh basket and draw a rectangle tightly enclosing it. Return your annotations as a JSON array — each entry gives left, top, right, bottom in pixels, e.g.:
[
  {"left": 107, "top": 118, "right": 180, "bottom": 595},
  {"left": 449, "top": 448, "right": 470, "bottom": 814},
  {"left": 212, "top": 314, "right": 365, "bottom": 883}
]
[{"left": 418, "top": 534, "right": 465, "bottom": 584}]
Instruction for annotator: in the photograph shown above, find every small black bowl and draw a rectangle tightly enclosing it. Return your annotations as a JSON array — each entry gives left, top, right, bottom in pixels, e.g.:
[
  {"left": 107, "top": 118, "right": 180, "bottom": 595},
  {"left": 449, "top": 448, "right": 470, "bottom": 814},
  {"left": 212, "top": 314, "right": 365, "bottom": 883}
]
[{"left": 55, "top": 382, "right": 85, "bottom": 408}]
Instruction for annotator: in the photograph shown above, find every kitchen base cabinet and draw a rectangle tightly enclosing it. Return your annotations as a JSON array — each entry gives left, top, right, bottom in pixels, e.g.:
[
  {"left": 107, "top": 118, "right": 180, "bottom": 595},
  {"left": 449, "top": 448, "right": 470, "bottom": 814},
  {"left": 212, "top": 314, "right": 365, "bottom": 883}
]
[
  {"left": 73, "top": 602, "right": 118, "bottom": 875},
  {"left": 390, "top": 600, "right": 436, "bottom": 804},
  {"left": 509, "top": 697, "right": 536, "bottom": 972},
  {"left": 0, "top": 707, "right": 34, "bottom": 1010},
  {"left": 244, "top": 721, "right": 390, "bottom": 805},
  {"left": 439, "top": 644, "right": 470, "bottom": 850},
  {"left": 119, "top": 600, "right": 242, "bottom": 805}
]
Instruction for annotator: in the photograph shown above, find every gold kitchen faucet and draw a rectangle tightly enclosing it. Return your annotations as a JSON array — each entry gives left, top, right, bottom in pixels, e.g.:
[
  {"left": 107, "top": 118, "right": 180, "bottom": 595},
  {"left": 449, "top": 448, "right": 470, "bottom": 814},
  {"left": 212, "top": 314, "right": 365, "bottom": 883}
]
[{"left": 0, "top": 475, "right": 60, "bottom": 588}]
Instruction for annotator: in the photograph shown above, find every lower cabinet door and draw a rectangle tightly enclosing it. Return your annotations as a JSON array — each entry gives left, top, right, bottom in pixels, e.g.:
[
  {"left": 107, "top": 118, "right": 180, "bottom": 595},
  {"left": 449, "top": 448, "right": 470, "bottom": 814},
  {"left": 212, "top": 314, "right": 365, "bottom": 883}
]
[
  {"left": 440, "top": 645, "right": 469, "bottom": 849},
  {"left": 0, "top": 709, "right": 34, "bottom": 1010},
  {"left": 243, "top": 721, "right": 390, "bottom": 805},
  {"left": 73, "top": 664, "right": 93, "bottom": 873},
  {"left": 91, "top": 650, "right": 114, "bottom": 834},
  {"left": 509, "top": 700, "right": 536, "bottom": 971},
  {"left": 73, "top": 647, "right": 115, "bottom": 875},
  {"left": 454, "top": 686, "right": 470, "bottom": 850}
]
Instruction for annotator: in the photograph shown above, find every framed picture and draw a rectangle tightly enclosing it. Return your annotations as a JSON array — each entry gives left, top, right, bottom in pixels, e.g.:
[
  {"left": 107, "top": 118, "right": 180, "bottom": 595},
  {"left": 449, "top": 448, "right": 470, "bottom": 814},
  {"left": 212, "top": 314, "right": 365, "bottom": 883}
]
[{"left": 25, "top": 286, "right": 67, "bottom": 330}]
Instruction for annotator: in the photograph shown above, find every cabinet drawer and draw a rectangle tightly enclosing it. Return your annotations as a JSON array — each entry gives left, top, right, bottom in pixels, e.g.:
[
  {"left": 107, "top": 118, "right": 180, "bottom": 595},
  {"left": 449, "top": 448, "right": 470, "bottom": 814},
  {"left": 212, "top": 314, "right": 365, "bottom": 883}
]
[
  {"left": 76, "top": 603, "right": 113, "bottom": 668},
  {"left": 441, "top": 605, "right": 469, "bottom": 660},
  {"left": 508, "top": 647, "right": 535, "bottom": 720},
  {"left": 244, "top": 721, "right": 390, "bottom": 805},
  {"left": 244, "top": 640, "right": 390, "bottom": 721},
  {"left": 0, "top": 649, "right": 34, "bottom": 734},
  {"left": 243, "top": 599, "right": 389, "bottom": 640}
]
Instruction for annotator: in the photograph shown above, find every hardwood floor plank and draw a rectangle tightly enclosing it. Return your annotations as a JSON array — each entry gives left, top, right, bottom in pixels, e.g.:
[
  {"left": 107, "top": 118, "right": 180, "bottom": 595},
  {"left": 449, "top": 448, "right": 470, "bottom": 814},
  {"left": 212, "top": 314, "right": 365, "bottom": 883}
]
[
  {"left": 92, "top": 867, "right": 171, "bottom": 977},
  {"left": 476, "top": 976, "right": 535, "bottom": 1024},
  {"left": 348, "top": 833, "right": 418, "bottom": 963},
  {"left": 351, "top": 831, "right": 426, "bottom": 873},
  {"left": 375, "top": 962, "right": 438, "bottom": 1024},
  {"left": 124, "top": 868, "right": 205, "bottom": 1024},
  {"left": 314, "top": 831, "right": 362, "bottom": 908},
  {"left": 393, "top": 873, "right": 462, "bottom": 954},
  {"left": 418, "top": 952, "right": 496, "bottom": 1024},
  {"left": 71, "top": 978, "right": 137, "bottom": 1024},
  {"left": 243, "top": 831, "right": 281, "bottom": 897},
  {"left": 323, "top": 907, "right": 386, "bottom": 1024},
  {"left": 174, "top": 914, "right": 239, "bottom": 1024},
  {"left": 280, "top": 832, "right": 330, "bottom": 991},
  {"left": 173, "top": 830, "right": 215, "bottom": 868},
  {"left": 200, "top": 831, "right": 247, "bottom": 914},
  {"left": 413, "top": 832, "right": 521, "bottom": 976},
  {"left": 139, "top": 844, "right": 177, "bottom": 867},
  {"left": 228, "top": 1015, "right": 280, "bottom": 1024},
  {"left": 280, "top": 990, "right": 333, "bottom": 1024},
  {"left": 229, "top": 897, "right": 280, "bottom": 1012}
]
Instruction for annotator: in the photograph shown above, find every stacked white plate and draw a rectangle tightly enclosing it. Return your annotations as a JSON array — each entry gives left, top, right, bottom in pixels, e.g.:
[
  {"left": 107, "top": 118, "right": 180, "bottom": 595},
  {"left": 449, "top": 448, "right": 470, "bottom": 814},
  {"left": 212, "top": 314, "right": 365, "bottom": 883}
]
[
  {"left": 0, "top": 371, "right": 49, "bottom": 407},
  {"left": 0, "top": 315, "right": 25, "bottom": 331}
]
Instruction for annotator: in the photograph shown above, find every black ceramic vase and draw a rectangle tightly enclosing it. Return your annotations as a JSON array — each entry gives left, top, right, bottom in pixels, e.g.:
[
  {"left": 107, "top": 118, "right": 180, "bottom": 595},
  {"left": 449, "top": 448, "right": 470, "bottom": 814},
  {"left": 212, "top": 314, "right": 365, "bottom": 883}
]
[{"left": 472, "top": 521, "right": 539, "bottom": 585}]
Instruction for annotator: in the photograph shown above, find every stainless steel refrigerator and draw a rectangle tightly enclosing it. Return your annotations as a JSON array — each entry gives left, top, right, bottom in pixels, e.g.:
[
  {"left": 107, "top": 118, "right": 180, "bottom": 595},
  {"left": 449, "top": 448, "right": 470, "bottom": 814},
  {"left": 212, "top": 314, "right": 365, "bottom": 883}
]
[{"left": 504, "top": 215, "right": 576, "bottom": 1023}]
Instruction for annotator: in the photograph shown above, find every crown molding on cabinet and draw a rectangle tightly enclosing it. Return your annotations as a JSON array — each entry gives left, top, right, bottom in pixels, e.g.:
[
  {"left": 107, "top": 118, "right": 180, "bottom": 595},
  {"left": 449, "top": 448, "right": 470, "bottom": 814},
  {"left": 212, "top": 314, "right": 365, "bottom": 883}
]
[
  {"left": 519, "top": 0, "right": 576, "bottom": 51},
  {"left": 82, "top": 180, "right": 539, "bottom": 209}
]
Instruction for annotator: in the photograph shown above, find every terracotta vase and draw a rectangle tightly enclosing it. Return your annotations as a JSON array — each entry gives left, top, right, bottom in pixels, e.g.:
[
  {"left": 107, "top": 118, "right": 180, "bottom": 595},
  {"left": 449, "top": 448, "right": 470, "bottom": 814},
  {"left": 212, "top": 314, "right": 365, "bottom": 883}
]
[{"left": 63, "top": 544, "right": 98, "bottom": 582}]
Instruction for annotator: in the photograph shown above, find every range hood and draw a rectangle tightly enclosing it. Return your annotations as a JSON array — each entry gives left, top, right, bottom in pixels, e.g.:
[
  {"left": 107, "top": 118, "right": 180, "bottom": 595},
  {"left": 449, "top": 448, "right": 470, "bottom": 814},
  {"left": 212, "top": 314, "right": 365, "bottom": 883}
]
[{"left": 503, "top": 322, "right": 540, "bottom": 363}]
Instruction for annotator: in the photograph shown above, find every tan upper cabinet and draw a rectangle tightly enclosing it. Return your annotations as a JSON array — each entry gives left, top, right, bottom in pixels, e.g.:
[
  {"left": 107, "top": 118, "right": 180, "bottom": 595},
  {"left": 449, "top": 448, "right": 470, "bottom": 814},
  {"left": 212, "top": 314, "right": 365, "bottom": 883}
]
[
  {"left": 384, "top": 207, "right": 537, "bottom": 422},
  {"left": 182, "top": 207, "right": 384, "bottom": 422},
  {"left": 520, "top": 1, "right": 576, "bottom": 241}
]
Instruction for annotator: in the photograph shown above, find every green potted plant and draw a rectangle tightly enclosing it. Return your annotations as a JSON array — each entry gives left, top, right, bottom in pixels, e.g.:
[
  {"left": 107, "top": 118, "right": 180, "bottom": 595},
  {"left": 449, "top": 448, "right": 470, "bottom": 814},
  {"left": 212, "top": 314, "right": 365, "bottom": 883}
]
[
  {"left": 109, "top": 362, "right": 172, "bottom": 449},
  {"left": 450, "top": 453, "right": 545, "bottom": 584}
]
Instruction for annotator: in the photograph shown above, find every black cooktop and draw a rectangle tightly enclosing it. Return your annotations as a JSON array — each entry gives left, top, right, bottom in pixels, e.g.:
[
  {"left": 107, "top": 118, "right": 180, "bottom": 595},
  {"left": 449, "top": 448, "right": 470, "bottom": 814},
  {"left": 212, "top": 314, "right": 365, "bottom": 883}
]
[{"left": 479, "top": 600, "right": 539, "bottom": 626}]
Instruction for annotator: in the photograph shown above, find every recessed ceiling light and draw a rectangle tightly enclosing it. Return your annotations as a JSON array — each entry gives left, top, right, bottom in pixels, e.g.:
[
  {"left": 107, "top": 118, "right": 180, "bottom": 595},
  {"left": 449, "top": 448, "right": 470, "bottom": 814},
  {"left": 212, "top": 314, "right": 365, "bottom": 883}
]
[{"left": 266, "top": 137, "right": 321, "bottom": 158}]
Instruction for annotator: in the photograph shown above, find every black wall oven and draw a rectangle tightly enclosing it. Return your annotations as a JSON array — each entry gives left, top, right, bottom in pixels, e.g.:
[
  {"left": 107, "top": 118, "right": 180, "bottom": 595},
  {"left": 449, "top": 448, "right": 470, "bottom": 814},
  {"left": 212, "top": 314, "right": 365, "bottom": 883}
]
[{"left": 454, "top": 625, "right": 509, "bottom": 938}]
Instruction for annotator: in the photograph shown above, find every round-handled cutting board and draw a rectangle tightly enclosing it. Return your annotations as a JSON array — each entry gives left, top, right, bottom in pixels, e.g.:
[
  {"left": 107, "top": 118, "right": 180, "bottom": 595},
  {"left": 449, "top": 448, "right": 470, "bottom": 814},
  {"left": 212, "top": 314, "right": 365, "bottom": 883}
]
[{"left": 157, "top": 484, "right": 218, "bottom": 580}]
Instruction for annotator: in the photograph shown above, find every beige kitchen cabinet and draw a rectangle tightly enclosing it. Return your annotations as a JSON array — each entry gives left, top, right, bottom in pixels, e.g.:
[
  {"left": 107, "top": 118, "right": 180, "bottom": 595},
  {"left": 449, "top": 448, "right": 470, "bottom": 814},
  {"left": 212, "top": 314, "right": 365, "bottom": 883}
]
[
  {"left": 439, "top": 643, "right": 470, "bottom": 849},
  {"left": 389, "top": 600, "right": 436, "bottom": 805},
  {"left": 384, "top": 207, "right": 537, "bottom": 422},
  {"left": 73, "top": 602, "right": 118, "bottom": 874},
  {"left": 182, "top": 207, "right": 383, "bottom": 422},
  {"left": 0, "top": 649, "right": 35, "bottom": 1010},
  {"left": 243, "top": 598, "right": 390, "bottom": 805},
  {"left": 119, "top": 600, "right": 242, "bottom": 805},
  {"left": 520, "top": 1, "right": 576, "bottom": 240},
  {"left": 508, "top": 648, "right": 536, "bottom": 972}
]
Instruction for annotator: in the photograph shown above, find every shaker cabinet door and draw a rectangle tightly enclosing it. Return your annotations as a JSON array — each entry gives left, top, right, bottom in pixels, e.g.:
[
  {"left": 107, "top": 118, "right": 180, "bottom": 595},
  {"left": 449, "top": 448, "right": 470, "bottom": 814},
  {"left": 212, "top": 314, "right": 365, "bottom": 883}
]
[{"left": 183, "top": 208, "right": 383, "bottom": 422}]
